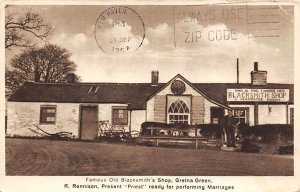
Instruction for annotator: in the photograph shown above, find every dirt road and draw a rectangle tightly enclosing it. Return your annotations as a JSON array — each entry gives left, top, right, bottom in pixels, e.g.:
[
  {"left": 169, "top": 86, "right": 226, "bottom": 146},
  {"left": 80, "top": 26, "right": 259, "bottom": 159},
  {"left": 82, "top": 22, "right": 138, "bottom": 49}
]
[{"left": 5, "top": 138, "right": 293, "bottom": 176}]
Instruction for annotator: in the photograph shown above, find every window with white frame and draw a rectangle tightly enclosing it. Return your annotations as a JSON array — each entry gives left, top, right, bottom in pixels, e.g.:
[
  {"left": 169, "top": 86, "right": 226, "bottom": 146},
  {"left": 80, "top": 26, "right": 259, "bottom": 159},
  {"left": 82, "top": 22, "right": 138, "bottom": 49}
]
[
  {"left": 168, "top": 99, "right": 190, "bottom": 124},
  {"left": 233, "top": 108, "right": 249, "bottom": 124}
]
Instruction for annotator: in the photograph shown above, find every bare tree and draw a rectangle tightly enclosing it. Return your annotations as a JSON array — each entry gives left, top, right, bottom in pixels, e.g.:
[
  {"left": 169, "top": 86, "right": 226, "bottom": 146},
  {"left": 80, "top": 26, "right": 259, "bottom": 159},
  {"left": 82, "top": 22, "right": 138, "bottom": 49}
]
[
  {"left": 5, "top": 8, "right": 53, "bottom": 49},
  {"left": 6, "top": 44, "right": 80, "bottom": 94}
]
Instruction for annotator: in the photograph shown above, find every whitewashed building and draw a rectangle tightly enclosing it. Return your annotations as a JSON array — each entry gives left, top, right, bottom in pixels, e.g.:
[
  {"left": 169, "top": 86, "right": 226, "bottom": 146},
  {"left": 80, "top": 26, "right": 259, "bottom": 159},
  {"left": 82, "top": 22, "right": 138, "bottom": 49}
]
[{"left": 6, "top": 63, "right": 294, "bottom": 140}]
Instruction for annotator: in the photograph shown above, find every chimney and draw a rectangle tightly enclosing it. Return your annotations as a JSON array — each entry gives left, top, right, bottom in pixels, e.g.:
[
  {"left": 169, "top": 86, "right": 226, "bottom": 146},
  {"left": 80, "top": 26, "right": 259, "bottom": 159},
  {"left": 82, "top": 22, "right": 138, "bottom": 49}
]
[
  {"left": 66, "top": 73, "right": 76, "bottom": 83},
  {"left": 251, "top": 62, "right": 267, "bottom": 85},
  {"left": 151, "top": 71, "right": 159, "bottom": 85},
  {"left": 254, "top": 61, "right": 258, "bottom": 71}
]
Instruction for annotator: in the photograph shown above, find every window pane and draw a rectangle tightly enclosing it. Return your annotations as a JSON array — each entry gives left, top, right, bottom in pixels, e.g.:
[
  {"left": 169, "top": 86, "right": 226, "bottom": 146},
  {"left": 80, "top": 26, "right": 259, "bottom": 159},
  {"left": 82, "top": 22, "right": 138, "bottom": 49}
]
[
  {"left": 47, "top": 109, "right": 55, "bottom": 113},
  {"left": 112, "top": 108, "right": 128, "bottom": 125},
  {"left": 40, "top": 107, "right": 56, "bottom": 124},
  {"left": 46, "top": 117, "right": 55, "bottom": 122},
  {"left": 118, "top": 110, "right": 124, "bottom": 118},
  {"left": 233, "top": 108, "right": 248, "bottom": 124},
  {"left": 179, "top": 107, "right": 184, "bottom": 113},
  {"left": 212, "top": 118, "right": 219, "bottom": 124}
]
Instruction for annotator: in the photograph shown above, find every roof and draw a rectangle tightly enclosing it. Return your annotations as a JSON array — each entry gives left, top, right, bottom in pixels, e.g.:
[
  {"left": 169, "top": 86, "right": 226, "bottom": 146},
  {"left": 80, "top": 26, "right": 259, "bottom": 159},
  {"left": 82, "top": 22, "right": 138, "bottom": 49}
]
[
  {"left": 8, "top": 80, "right": 294, "bottom": 110},
  {"left": 8, "top": 82, "right": 164, "bottom": 110},
  {"left": 146, "top": 74, "right": 231, "bottom": 109}
]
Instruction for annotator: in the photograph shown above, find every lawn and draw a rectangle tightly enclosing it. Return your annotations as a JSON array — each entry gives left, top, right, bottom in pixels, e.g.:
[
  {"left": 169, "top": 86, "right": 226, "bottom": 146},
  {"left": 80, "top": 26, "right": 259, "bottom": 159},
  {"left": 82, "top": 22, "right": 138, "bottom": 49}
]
[{"left": 5, "top": 138, "right": 293, "bottom": 176}]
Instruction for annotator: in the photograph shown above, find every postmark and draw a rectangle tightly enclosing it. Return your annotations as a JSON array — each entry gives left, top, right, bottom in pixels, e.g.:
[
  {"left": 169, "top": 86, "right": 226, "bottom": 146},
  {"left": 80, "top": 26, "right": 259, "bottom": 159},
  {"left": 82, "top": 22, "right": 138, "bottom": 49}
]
[
  {"left": 94, "top": 6, "right": 145, "bottom": 53},
  {"left": 173, "top": 5, "right": 281, "bottom": 46}
]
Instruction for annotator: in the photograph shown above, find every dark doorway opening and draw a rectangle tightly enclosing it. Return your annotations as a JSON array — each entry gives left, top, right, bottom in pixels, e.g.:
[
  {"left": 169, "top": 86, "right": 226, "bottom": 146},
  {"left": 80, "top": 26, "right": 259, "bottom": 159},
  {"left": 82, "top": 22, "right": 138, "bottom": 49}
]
[{"left": 210, "top": 107, "right": 224, "bottom": 125}]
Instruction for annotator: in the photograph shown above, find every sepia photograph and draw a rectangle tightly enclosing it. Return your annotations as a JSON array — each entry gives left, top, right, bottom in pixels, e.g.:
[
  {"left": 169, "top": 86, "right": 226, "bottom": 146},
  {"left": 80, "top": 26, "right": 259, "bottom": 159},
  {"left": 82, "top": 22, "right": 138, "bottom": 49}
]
[{"left": 1, "top": 1, "right": 299, "bottom": 191}]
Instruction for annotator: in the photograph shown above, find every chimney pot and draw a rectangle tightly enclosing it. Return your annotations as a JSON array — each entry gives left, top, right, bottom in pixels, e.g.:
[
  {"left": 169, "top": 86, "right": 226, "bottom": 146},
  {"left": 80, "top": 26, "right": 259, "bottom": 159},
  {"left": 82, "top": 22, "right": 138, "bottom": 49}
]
[
  {"left": 254, "top": 62, "right": 258, "bottom": 71},
  {"left": 151, "top": 71, "right": 159, "bottom": 85}
]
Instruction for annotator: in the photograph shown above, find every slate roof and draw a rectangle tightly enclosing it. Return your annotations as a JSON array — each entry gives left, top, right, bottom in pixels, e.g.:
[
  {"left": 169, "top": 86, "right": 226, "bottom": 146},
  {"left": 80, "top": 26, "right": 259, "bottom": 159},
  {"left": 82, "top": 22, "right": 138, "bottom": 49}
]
[
  {"left": 8, "top": 82, "right": 164, "bottom": 110},
  {"left": 8, "top": 80, "right": 294, "bottom": 110}
]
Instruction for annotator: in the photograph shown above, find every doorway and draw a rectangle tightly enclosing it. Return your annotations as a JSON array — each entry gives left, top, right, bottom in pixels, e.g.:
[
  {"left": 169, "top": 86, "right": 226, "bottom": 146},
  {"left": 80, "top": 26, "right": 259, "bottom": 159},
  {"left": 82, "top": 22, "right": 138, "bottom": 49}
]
[
  {"left": 210, "top": 107, "right": 224, "bottom": 125},
  {"left": 80, "top": 106, "right": 98, "bottom": 140}
]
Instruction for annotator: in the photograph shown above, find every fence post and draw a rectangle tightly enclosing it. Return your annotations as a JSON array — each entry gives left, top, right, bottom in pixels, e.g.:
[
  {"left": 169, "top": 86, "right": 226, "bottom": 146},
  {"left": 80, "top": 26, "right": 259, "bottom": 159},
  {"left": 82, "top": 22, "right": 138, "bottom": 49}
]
[{"left": 195, "top": 139, "right": 198, "bottom": 149}]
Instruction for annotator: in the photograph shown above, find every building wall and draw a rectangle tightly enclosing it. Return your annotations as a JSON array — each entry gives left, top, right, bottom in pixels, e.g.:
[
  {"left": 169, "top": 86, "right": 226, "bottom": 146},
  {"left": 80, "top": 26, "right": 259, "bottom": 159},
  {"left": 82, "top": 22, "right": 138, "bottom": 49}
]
[
  {"left": 7, "top": 102, "right": 131, "bottom": 138},
  {"left": 229, "top": 104, "right": 291, "bottom": 125},
  {"left": 146, "top": 77, "right": 223, "bottom": 125},
  {"left": 7, "top": 102, "right": 80, "bottom": 138},
  {"left": 258, "top": 104, "right": 288, "bottom": 124},
  {"left": 288, "top": 105, "right": 294, "bottom": 124},
  {"left": 191, "top": 96, "right": 205, "bottom": 124},
  {"left": 130, "top": 110, "right": 146, "bottom": 132},
  {"left": 146, "top": 98, "right": 154, "bottom": 121},
  {"left": 154, "top": 95, "right": 166, "bottom": 122}
]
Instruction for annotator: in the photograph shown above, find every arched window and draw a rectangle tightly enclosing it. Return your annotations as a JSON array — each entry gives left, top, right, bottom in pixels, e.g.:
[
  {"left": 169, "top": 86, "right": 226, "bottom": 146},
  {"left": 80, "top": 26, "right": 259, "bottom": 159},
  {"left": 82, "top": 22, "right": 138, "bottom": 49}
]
[{"left": 168, "top": 99, "right": 190, "bottom": 124}]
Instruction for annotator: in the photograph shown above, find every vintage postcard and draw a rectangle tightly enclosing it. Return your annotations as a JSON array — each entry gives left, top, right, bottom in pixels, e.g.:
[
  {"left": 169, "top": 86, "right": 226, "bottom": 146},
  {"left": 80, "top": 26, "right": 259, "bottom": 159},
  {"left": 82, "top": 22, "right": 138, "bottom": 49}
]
[{"left": 0, "top": 0, "right": 299, "bottom": 192}]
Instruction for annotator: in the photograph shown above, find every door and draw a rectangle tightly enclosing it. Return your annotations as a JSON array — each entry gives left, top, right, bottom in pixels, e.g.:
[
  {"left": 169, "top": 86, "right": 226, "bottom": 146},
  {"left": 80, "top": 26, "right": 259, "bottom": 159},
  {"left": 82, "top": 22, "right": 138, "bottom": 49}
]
[
  {"left": 80, "top": 106, "right": 98, "bottom": 140},
  {"left": 210, "top": 107, "right": 224, "bottom": 125}
]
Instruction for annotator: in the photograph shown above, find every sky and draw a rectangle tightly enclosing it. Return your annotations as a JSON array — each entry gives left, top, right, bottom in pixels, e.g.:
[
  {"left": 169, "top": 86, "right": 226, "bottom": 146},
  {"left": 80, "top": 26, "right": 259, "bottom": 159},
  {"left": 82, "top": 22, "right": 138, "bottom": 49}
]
[{"left": 5, "top": 4, "right": 294, "bottom": 84}]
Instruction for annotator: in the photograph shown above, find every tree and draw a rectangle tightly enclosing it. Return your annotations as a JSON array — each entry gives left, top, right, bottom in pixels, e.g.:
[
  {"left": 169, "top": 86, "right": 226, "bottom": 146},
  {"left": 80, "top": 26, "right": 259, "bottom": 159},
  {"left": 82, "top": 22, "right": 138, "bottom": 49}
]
[
  {"left": 6, "top": 44, "right": 80, "bottom": 94},
  {"left": 5, "top": 8, "right": 53, "bottom": 49}
]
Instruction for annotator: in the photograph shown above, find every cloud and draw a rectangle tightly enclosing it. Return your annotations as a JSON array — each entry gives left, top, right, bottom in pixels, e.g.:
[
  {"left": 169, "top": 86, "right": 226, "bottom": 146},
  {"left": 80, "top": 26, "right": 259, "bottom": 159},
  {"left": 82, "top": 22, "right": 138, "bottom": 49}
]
[
  {"left": 145, "top": 23, "right": 174, "bottom": 51},
  {"left": 50, "top": 19, "right": 292, "bottom": 84},
  {"left": 74, "top": 33, "right": 88, "bottom": 43}
]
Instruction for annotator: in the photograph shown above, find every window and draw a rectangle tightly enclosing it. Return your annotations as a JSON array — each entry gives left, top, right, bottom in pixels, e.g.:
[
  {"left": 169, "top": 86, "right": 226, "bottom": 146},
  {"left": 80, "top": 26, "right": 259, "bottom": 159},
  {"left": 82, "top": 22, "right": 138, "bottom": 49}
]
[
  {"left": 112, "top": 107, "right": 128, "bottom": 125},
  {"left": 290, "top": 108, "right": 294, "bottom": 124},
  {"left": 40, "top": 106, "right": 56, "bottom": 124},
  {"left": 233, "top": 108, "right": 249, "bottom": 124},
  {"left": 168, "top": 99, "right": 190, "bottom": 124}
]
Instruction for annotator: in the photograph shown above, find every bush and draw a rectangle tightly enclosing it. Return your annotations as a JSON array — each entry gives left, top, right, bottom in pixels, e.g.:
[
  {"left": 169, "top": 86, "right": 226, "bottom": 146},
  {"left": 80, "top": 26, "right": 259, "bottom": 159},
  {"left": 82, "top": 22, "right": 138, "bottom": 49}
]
[
  {"left": 196, "top": 124, "right": 222, "bottom": 139},
  {"left": 241, "top": 139, "right": 261, "bottom": 153},
  {"left": 278, "top": 144, "right": 294, "bottom": 155},
  {"left": 239, "top": 124, "right": 293, "bottom": 143}
]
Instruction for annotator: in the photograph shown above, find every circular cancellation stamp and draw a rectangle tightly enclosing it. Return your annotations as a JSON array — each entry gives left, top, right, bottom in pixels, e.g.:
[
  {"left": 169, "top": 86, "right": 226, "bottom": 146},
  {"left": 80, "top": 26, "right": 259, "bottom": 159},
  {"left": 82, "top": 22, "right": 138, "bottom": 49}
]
[{"left": 94, "top": 6, "right": 145, "bottom": 53}]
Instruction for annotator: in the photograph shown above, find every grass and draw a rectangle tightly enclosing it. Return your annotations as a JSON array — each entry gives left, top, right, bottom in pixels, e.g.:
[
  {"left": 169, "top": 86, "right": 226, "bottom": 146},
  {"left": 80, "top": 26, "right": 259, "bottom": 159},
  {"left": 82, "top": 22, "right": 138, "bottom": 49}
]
[{"left": 5, "top": 138, "right": 293, "bottom": 176}]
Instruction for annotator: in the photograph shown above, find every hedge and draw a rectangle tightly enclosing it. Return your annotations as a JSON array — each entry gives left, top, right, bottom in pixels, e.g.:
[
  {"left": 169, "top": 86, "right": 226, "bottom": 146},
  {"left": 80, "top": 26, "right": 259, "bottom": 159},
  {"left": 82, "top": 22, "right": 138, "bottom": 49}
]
[
  {"left": 238, "top": 124, "right": 293, "bottom": 143},
  {"left": 197, "top": 124, "right": 222, "bottom": 138}
]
